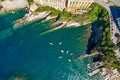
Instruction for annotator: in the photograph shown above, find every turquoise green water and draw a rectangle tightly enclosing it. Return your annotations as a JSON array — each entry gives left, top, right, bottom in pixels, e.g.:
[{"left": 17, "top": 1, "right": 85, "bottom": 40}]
[{"left": 0, "top": 10, "right": 100, "bottom": 80}]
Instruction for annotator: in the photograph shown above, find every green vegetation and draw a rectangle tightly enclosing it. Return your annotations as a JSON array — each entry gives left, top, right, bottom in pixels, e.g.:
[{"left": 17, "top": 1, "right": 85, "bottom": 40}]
[
  {"left": 27, "top": 0, "right": 34, "bottom": 4},
  {"left": 0, "top": 0, "right": 4, "bottom": 1},
  {"left": 35, "top": 6, "right": 90, "bottom": 24},
  {"left": 90, "top": 3, "right": 120, "bottom": 71},
  {"left": 34, "top": 3, "right": 120, "bottom": 71}
]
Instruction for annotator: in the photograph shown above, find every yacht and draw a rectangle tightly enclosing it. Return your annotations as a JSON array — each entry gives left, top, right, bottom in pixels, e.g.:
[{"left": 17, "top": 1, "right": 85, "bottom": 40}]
[{"left": 58, "top": 56, "right": 63, "bottom": 59}]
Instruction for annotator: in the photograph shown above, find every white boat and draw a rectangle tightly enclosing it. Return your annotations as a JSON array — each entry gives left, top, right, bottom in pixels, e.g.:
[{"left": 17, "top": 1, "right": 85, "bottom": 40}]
[
  {"left": 66, "top": 50, "right": 69, "bottom": 54},
  {"left": 49, "top": 42, "right": 54, "bottom": 45},
  {"left": 58, "top": 56, "right": 63, "bottom": 59},
  {"left": 68, "top": 59, "right": 71, "bottom": 62},
  {"left": 59, "top": 42, "right": 62, "bottom": 45},
  {"left": 70, "top": 53, "right": 73, "bottom": 56},
  {"left": 87, "top": 64, "right": 91, "bottom": 68},
  {"left": 60, "top": 50, "right": 64, "bottom": 53}
]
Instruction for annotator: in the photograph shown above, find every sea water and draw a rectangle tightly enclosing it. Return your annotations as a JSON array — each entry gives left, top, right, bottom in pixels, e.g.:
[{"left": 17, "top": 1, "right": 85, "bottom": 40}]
[{"left": 0, "top": 10, "right": 100, "bottom": 80}]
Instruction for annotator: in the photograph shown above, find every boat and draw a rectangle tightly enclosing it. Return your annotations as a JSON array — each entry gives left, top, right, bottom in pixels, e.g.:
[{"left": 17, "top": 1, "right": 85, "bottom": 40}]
[
  {"left": 68, "top": 59, "right": 71, "bottom": 62},
  {"left": 66, "top": 50, "right": 69, "bottom": 54},
  {"left": 60, "top": 50, "right": 64, "bottom": 53},
  {"left": 87, "top": 64, "right": 91, "bottom": 68},
  {"left": 58, "top": 56, "right": 63, "bottom": 59},
  {"left": 49, "top": 42, "right": 54, "bottom": 45},
  {"left": 59, "top": 42, "right": 62, "bottom": 45}
]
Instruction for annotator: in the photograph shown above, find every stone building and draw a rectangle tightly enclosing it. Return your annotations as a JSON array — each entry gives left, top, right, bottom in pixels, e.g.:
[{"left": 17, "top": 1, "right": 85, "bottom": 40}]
[
  {"left": 66, "top": 0, "right": 94, "bottom": 12},
  {"left": 34, "top": 0, "right": 66, "bottom": 11},
  {"left": 34, "top": 0, "right": 94, "bottom": 13}
]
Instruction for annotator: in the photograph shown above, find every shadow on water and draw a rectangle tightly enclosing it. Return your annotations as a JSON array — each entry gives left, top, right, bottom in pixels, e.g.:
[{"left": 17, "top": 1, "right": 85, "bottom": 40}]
[
  {"left": 86, "top": 21, "right": 102, "bottom": 54},
  {"left": 0, "top": 10, "right": 101, "bottom": 80}
]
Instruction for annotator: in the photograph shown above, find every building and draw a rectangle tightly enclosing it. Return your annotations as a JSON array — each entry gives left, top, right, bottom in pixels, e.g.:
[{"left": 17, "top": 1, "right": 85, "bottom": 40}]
[
  {"left": 34, "top": 0, "right": 66, "bottom": 11},
  {"left": 30, "top": 3, "right": 38, "bottom": 12},
  {"left": 34, "top": 0, "right": 94, "bottom": 13},
  {"left": 66, "top": 0, "right": 94, "bottom": 12}
]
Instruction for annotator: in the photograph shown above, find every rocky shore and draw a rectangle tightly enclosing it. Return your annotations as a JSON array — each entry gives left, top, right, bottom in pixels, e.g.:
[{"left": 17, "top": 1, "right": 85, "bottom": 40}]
[{"left": 1, "top": 1, "right": 117, "bottom": 79}]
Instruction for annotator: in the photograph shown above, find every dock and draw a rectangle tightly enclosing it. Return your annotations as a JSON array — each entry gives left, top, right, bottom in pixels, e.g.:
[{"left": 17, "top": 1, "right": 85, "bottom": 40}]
[
  {"left": 78, "top": 52, "right": 99, "bottom": 60},
  {"left": 88, "top": 68, "right": 100, "bottom": 76},
  {"left": 88, "top": 61, "right": 104, "bottom": 76}
]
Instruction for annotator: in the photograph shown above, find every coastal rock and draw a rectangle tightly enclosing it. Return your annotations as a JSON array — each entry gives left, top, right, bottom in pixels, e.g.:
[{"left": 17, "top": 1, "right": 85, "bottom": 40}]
[
  {"left": 14, "top": 77, "right": 26, "bottom": 80},
  {"left": 1, "top": 0, "right": 28, "bottom": 11}
]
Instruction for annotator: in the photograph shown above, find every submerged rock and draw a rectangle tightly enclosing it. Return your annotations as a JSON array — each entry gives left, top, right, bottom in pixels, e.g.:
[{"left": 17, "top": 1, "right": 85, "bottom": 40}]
[
  {"left": 9, "top": 75, "right": 29, "bottom": 80},
  {"left": 13, "top": 77, "right": 27, "bottom": 80}
]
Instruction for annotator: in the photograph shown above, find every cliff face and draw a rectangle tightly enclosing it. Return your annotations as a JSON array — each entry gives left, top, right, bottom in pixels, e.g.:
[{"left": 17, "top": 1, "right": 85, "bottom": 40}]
[{"left": 1, "top": 0, "right": 29, "bottom": 11}]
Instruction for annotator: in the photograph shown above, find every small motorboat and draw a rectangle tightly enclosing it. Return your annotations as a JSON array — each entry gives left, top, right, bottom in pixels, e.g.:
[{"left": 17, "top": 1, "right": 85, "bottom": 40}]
[
  {"left": 58, "top": 56, "right": 63, "bottom": 59},
  {"left": 68, "top": 59, "right": 71, "bottom": 62},
  {"left": 60, "top": 50, "right": 64, "bottom": 53},
  {"left": 59, "top": 42, "right": 62, "bottom": 45},
  {"left": 87, "top": 64, "right": 91, "bottom": 68},
  {"left": 49, "top": 42, "right": 54, "bottom": 45}
]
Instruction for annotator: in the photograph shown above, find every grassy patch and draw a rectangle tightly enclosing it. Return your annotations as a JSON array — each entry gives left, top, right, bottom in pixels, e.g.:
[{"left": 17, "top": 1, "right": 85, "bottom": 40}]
[{"left": 35, "top": 6, "right": 91, "bottom": 24}]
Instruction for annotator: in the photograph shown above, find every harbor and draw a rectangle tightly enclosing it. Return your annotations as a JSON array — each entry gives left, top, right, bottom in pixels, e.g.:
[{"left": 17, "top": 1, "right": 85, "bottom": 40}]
[
  {"left": 1, "top": 0, "right": 120, "bottom": 80},
  {"left": 0, "top": 11, "right": 95, "bottom": 79}
]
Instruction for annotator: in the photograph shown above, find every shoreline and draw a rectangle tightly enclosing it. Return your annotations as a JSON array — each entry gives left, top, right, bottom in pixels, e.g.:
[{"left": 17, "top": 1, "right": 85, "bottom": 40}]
[
  {"left": 0, "top": 5, "right": 111, "bottom": 79},
  {"left": 86, "top": 21, "right": 102, "bottom": 54},
  {"left": 12, "top": 11, "right": 51, "bottom": 30},
  {"left": 10, "top": 9, "right": 84, "bottom": 30}
]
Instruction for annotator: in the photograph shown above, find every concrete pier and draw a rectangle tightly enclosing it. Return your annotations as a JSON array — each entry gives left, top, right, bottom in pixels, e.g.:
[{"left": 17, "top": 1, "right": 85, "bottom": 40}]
[
  {"left": 78, "top": 52, "right": 99, "bottom": 60},
  {"left": 88, "top": 61, "right": 104, "bottom": 76},
  {"left": 88, "top": 68, "right": 100, "bottom": 76}
]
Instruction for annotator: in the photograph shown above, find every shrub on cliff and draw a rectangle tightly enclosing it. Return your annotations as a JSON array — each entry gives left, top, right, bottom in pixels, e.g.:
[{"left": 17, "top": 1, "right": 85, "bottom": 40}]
[
  {"left": 28, "top": 0, "right": 34, "bottom": 4},
  {"left": 88, "top": 3, "right": 109, "bottom": 22}
]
